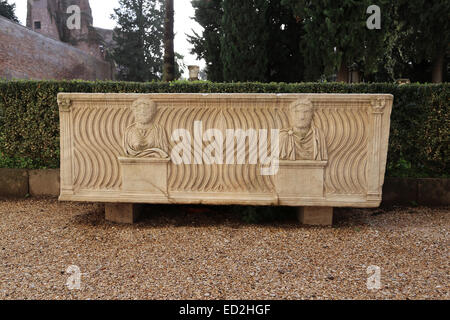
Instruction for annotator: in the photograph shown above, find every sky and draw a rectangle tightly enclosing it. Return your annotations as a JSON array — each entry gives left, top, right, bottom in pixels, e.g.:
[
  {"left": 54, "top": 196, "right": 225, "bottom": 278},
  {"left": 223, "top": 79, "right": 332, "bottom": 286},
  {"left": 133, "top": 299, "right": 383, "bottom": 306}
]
[{"left": 10, "top": 0, "right": 206, "bottom": 75}]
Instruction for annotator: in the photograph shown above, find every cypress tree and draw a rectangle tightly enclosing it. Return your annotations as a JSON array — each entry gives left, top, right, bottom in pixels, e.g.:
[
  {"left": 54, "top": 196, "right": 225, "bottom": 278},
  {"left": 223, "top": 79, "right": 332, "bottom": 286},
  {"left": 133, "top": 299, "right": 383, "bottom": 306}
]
[
  {"left": 188, "top": 0, "right": 224, "bottom": 82},
  {"left": 220, "top": 0, "right": 270, "bottom": 82}
]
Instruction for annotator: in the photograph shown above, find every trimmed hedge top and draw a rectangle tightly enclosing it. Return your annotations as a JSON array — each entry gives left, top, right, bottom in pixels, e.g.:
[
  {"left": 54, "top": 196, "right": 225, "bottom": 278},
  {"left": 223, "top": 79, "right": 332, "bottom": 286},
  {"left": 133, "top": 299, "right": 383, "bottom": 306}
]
[{"left": 0, "top": 80, "right": 448, "bottom": 178}]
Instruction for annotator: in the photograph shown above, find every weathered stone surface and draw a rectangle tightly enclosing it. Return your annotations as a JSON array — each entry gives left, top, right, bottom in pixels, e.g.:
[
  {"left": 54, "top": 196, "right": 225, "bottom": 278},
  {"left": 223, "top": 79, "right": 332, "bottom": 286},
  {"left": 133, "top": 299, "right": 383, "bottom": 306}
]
[
  {"left": 105, "top": 203, "right": 142, "bottom": 224},
  {"left": 0, "top": 169, "right": 29, "bottom": 198},
  {"left": 26, "top": 0, "right": 114, "bottom": 61},
  {"left": 382, "top": 178, "right": 418, "bottom": 206},
  {"left": 58, "top": 93, "right": 393, "bottom": 210},
  {"left": 29, "top": 169, "right": 60, "bottom": 197},
  {"left": 298, "top": 207, "right": 334, "bottom": 226},
  {"left": 418, "top": 179, "right": 450, "bottom": 206},
  {"left": 188, "top": 65, "right": 200, "bottom": 81},
  {"left": 120, "top": 158, "right": 169, "bottom": 199},
  {"left": 276, "top": 160, "right": 327, "bottom": 203},
  {"left": 0, "top": 16, "right": 112, "bottom": 80}
]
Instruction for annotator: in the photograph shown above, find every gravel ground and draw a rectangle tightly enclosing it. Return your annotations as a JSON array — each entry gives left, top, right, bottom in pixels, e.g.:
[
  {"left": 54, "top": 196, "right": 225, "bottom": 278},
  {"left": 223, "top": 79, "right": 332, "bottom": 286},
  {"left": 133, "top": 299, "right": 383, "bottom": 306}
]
[{"left": 0, "top": 198, "right": 448, "bottom": 300}]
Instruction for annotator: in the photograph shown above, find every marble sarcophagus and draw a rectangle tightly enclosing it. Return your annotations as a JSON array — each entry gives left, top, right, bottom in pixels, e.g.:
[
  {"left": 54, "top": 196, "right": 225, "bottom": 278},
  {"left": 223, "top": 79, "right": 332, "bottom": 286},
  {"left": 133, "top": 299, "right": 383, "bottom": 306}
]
[{"left": 58, "top": 93, "right": 393, "bottom": 225}]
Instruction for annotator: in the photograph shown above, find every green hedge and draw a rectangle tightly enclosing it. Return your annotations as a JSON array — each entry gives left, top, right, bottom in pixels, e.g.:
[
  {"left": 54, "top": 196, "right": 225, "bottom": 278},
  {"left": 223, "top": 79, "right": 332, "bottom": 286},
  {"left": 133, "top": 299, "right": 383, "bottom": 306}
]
[{"left": 0, "top": 80, "right": 448, "bottom": 177}]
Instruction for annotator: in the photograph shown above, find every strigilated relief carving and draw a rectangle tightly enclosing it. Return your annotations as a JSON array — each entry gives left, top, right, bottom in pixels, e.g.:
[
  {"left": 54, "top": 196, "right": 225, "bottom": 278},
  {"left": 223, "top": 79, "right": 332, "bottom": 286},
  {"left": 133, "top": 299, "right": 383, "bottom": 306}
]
[{"left": 59, "top": 93, "right": 394, "bottom": 207}]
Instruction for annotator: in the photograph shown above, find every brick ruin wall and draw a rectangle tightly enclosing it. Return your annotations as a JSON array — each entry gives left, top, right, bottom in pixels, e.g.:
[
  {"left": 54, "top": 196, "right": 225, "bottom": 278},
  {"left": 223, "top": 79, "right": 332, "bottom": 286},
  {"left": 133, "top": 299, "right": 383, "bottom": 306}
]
[{"left": 0, "top": 16, "right": 113, "bottom": 81}]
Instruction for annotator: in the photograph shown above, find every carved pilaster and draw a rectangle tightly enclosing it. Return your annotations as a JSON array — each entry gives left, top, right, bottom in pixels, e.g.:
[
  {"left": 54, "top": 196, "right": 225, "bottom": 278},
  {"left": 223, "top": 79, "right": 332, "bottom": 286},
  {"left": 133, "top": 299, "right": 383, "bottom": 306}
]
[
  {"left": 58, "top": 97, "right": 74, "bottom": 195},
  {"left": 367, "top": 98, "right": 386, "bottom": 201}
]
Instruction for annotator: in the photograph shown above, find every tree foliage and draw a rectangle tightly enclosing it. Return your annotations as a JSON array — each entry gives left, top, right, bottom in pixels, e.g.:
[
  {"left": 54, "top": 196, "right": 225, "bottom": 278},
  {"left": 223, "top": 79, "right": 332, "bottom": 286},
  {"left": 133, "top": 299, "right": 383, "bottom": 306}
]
[
  {"left": 265, "top": 0, "right": 305, "bottom": 82},
  {"left": 111, "top": 0, "right": 165, "bottom": 82},
  {"left": 397, "top": 0, "right": 450, "bottom": 82},
  {"left": 189, "top": 0, "right": 305, "bottom": 82},
  {"left": 282, "top": 0, "right": 395, "bottom": 81},
  {"left": 189, "top": 0, "right": 224, "bottom": 82},
  {"left": 189, "top": 0, "right": 447, "bottom": 83},
  {"left": 220, "top": 0, "right": 270, "bottom": 82},
  {"left": 0, "top": 0, "right": 18, "bottom": 22}
]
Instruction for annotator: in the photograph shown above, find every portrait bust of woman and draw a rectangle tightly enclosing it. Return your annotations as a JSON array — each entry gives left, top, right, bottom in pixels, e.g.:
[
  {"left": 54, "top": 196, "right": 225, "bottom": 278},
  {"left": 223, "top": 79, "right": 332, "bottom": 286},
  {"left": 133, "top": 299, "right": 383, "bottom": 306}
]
[{"left": 124, "top": 98, "right": 170, "bottom": 159}]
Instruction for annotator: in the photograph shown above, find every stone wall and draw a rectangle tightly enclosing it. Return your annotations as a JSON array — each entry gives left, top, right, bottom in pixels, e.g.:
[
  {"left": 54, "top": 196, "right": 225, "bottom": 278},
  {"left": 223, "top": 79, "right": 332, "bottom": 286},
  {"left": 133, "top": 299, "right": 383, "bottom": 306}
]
[
  {"left": 0, "top": 16, "right": 113, "bottom": 80},
  {"left": 0, "top": 168, "right": 449, "bottom": 207},
  {"left": 26, "top": 0, "right": 110, "bottom": 61}
]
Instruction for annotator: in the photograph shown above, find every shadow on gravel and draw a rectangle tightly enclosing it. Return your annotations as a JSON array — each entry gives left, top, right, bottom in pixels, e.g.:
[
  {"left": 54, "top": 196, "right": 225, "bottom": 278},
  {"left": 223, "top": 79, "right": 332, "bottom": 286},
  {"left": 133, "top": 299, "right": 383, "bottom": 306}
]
[
  {"left": 70, "top": 203, "right": 301, "bottom": 229},
  {"left": 69, "top": 201, "right": 442, "bottom": 230},
  {"left": 138, "top": 204, "right": 299, "bottom": 229},
  {"left": 70, "top": 203, "right": 105, "bottom": 227}
]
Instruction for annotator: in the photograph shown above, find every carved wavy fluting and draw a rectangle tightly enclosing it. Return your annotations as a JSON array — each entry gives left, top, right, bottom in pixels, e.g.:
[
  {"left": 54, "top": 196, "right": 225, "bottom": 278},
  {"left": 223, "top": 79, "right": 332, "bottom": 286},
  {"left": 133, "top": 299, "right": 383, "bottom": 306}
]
[
  {"left": 163, "top": 103, "right": 277, "bottom": 193},
  {"left": 101, "top": 108, "right": 122, "bottom": 188},
  {"left": 192, "top": 108, "right": 208, "bottom": 191},
  {"left": 170, "top": 106, "right": 188, "bottom": 190},
  {"left": 227, "top": 107, "right": 240, "bottom": 191},
  {"left": 184, "top": 107, "right": 202, "bottom": 191},
  {"left": 165, "top": 106, "right": 181, "bottom": 189},
  {"left": 233, "top": 107, "right": 246, "bottom": 191},
  {"left": 70, "top": 99, "right": 369, "bottom": 196},
  {"left": 203, "top": 107, "right": 220, "bottom": 191},
  {"left": 77, "top": 107, "right": 98, "bottom": 189},
  {"left": 180, "top": 106, "right": 196, "bottom": 191},
  {"left": 222, "top": 108, "right": 234, "bottom": 191},
  {"left": 339, "top": 110, "right": 354, "bottom": 192},
  {"left": 324, "top": 109, "right": 343, "bottom": 193},
  {"left": 72, "top": 105, "right": 130, "bottom": 191},
  {"left": 77, "top": 107, "right": 97, "bottom": 188},
  {"left": 258, "top": 105, "right": 274, "bottom": 192},
  {"left": 344, "top": 109, "right": 359, "bottom": 192},
  {"left": 198, "top": 106, "right": 214, "bottom": 191},
  {"left": 91, "top": 108, "right": 111, "bottom": 188},
  {"left": 72, "top": 108, "right": 87, "bottom": 188},
  {"left": 241, "top": 107, "right": 255, "bottom": 191},
  {"left": 315, "top": 106, "right": 369, "bottom": 195}
]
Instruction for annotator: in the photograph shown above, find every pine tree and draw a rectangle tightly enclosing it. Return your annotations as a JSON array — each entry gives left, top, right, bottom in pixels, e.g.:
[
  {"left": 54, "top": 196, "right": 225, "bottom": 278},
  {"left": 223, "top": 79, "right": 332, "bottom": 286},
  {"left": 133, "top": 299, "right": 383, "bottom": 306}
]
[
  {"left": 111, "top": 0, "right": 165, "bottom": 82},
  {"left": 0, "top": 0, "right": 18, "bottom": 22}
]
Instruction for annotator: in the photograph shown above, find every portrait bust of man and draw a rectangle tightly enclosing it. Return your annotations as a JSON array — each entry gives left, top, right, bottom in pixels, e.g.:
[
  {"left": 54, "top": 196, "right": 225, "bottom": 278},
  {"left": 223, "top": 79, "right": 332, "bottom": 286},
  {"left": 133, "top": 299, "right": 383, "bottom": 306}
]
[
  {"left": 124, "top": 98, "right": 170, "bottom": 158},
  {"left": 279, "top": 99, "right": 328, "bottom": 161}
]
